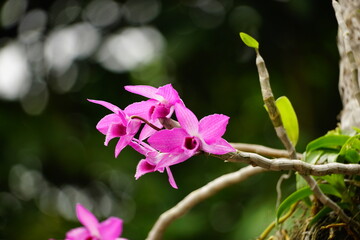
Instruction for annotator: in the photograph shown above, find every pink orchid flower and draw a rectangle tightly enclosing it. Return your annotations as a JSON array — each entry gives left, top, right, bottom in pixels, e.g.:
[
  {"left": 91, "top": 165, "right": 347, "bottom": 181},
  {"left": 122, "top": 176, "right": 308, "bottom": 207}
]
[
  {"left": 148, "top": 104, "right": 235, "bottom": 167},
  {"left": 65, "top": 203, "right": 126, "bottom": 240},
  {"left": 130, "top": 139, "right": 188, "bottom": 189},
  {"left": 124, "top": 84, "right": 184, "bottom": 140},
  {"left": 88, "top": 99, "right": 141, "bottom": 157}
]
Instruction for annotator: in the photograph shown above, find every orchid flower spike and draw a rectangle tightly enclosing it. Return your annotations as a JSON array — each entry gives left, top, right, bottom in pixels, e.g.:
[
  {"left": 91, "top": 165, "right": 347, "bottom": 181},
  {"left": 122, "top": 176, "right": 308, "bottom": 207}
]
[
  {"left": 88, "top": 99, "right": 141, "bottom": 157},
  {"left": 124, "top": 84, "right": 184, "bottom": 140},
  {"left": 148, "top": 103, "right": 236, "bottom": 168},
  {"left": 65, "top": 203, "right": 126, "bottom": 240}
]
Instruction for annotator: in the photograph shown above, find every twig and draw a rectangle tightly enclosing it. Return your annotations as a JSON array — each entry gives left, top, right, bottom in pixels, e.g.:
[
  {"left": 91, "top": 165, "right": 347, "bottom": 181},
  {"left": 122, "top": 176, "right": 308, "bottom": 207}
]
[
  {"left": 254, "top": 48, "right": 354, "bottom": 226},
  {"left": 212, "top": 151, "right": 360, "bottom": 176},
  {"left": 230, "top": 142, "right": 303, "bottom": 159},
  {"left": 146, "top": 166, "right": 267, "bottom": 240}
]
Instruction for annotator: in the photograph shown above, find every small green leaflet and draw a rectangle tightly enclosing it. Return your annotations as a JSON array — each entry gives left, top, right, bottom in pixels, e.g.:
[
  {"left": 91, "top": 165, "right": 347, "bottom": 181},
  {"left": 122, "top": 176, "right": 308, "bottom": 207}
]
[
  {"left": 276, "top": 184, "right": 341, "bottom": 221},
  {"left": 339, "top": 135, "right": 360, "bottom": 163},
  {"left": 239, "top": 32, "right": 259, "bottom": 49},
  {"left": 306, "top": 135, "right": 350, "bottom": 152},
  {"left": 276, "top": 96, "right": 299, "bottom": 146}
]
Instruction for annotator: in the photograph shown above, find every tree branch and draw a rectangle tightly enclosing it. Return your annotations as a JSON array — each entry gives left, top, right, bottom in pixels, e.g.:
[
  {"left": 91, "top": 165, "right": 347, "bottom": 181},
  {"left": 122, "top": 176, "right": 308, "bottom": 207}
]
[
  {"left": 230, "top": 142, "right": 303, "bottom": 159},
  {"left": 146, "top": 166, "right": 267, "bottom": 240},
  {"left": 212, "top": 151, "right": 360, "bottom": 176}
]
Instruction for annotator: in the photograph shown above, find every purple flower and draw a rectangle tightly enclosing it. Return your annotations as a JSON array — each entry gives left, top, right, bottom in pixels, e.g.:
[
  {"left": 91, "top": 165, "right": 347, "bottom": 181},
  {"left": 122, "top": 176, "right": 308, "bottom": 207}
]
[
  {"left": 65, "top": 203, "right": 126, "bottom": 240},
  {"left": 88, "top": 99, "right": 141, "bottom": 157},
  {"left": 148, "top": 104, "right": 235, "bottom": 168},
  {"left": 124, "top": 84, "right": 184, "bottom": 140},
  {"left": 130, "top": 139, "right": 188, "bottom": 189}
]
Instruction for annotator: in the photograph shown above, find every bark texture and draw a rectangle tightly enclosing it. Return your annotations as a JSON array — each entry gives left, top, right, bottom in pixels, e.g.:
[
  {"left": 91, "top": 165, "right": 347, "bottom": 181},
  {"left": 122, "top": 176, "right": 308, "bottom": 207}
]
[{"left": 338, "top": 0, "right": 360, "bottom": 132}]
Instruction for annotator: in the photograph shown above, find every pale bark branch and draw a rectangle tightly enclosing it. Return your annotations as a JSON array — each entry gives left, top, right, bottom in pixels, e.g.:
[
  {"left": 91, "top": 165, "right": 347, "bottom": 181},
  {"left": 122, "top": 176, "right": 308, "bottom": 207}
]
[
  {"left": 230, "top": 142, "right": 303, "bottom": 159},
  {"left": 212, "top": 151, "right": 360, "bottom": 176},
  {"left": 146, "top": 166, "right": 267, "bottom": 240}
]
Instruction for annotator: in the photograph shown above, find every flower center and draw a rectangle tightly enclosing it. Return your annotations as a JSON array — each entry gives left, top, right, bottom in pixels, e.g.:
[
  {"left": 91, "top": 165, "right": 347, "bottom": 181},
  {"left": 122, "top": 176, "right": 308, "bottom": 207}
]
[{"left": 184, "top": 136, "right": 199, "bottom": 150}]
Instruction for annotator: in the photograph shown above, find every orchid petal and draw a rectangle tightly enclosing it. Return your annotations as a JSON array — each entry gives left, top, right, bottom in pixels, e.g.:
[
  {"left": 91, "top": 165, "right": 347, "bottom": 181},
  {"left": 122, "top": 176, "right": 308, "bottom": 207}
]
[
  {"left": 98, "top": 217, "right": 123, "bottom": 240},
  {"left": 174, "top": 104, "right": 199, "bottom": 135},
  {"left": 124, "top": 100, "right": 155, "bottom": 119},
  {"left": 156, "top": 84, "right": 181, "bottom": 105},
  {"left": 65, "top": 226, "right": 89, "bottom": 240},
  {"left": 105, "top": 123, "right": 127, "bottom": 146},
  {"left": 139, "top": 120, "right": 162, "bottom": 140},
  {"left": 114, "top": 135, "right": 132, "bottom": 157},
  {"left": 156, "top": 152, "right": 192, "bottom": 169},
  {"left": 96, "top": 114, "right": 121, "bottom": 135},
  {"left": 148, "top": 128, "right": 188, "bottom": 153},
  {"left": 152, "top": 104, "right": 171, "bottom": 119},
  {"left": 199, "top": 114, "right": 229, "bottom": 144},
  {"left": 126, "top": 119, "right": 141, "bottom": 136},
  {"left": 200, "top": 138, "right": 236, "bottom": 155},
  {"left": 166, "top": 167, "right": 178, "bottom": 189},
  {"left": 88, "top": 99, "right": 122, "bottom": 115},
  {"left": 135, "top": 160, "right": 156, "bottom": 179},
  {"left": 129, "top": 139, "right": 154, "bottom": 156},
  {"left": 124, "top": 85, "right": 159, "bottom": 100},
  {"left": 76, "top": 204, "right": 100, "bottom": 237}
]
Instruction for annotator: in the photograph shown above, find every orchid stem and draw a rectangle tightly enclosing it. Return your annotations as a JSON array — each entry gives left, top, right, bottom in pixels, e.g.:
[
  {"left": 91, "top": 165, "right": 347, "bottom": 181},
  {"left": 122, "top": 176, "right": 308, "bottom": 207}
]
[{"left": 131, "top": 116, "right": 162, "bottom": 131}]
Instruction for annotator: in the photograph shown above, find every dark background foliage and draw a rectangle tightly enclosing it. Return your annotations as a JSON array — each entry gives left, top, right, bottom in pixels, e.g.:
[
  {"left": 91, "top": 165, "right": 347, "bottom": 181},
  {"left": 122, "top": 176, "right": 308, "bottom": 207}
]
[{"left": 0, "top": 0, "right": 340, "bottom": 239}]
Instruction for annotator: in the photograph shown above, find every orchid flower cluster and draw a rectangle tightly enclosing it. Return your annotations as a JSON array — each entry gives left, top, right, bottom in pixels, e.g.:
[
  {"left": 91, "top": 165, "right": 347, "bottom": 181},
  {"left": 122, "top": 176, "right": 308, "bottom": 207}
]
[{"left": 89, "top": 84, "right": 235, "bottom": 188}]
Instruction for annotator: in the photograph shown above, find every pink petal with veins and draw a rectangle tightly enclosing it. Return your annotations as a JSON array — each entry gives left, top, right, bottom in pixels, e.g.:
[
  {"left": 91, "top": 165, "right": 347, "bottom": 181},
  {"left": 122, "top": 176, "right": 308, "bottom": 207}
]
[
  {"left": 88, "top": 99, "right": 122, "bottom": 115},
  {"left": 174, "top": 104, "right": 199, "bottom": 135},
  {"left": 148, "top": 128, "right": 188, "bottom": 153},
  {"left": 200, "top": 138, "right": 235, "bottom": 155},
  {"left": 156, "top": 84, "right": 181, "bottom": 105},
  {"left": 199, "top": 114, "right": 229, "bottom": 144},
  {"left": 124, "top": 100, "right": 155, "bottom": 119},
  {"left": 124, "top": 85, "right": 159, "bottom": 100}
]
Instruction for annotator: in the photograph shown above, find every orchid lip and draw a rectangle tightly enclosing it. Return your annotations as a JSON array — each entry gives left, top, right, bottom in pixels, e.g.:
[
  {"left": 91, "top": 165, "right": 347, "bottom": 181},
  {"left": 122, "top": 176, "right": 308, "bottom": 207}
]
[{"left": 184, "top": 136, "right": 200, "bottom": 150}]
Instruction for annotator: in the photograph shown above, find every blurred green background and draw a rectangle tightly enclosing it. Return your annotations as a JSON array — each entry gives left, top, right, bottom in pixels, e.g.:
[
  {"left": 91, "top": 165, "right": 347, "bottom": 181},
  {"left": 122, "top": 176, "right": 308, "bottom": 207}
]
[{"left": 0, "top": 0, "right": 341, "bottom": 239}]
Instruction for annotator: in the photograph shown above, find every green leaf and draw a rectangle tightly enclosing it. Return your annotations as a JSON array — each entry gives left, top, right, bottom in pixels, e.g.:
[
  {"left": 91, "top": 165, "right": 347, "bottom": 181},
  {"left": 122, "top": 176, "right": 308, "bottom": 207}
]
[
  {"left": 239, "top": 32, "right": 259, "bottom": 49},
  {"left": 321, "top": 174, "right": 346, "bottom": 193},
  {"left": 352, "top": 127, "right": 360, "bottom": 133},
  {"left": 309, "top": 202, "right": 350, "bottom": 227},
  {"left": 275, "top": 96, "right": 299, "bottom": 146},
  {"left": 304, "top": 150, "right": 323, "bottom": 164},
  {"left": 339, "top": 135, "right": 360, "bottom": 163},
  {"left": 308, "top": 206, "right": 332, "bottom": 227},
  {"left": 306, "top": 135, "right": 350, "bottom": 152},
  {"left": 276, "top": 184, "right": 341, "bottom": 221},
  {"left": 317, "top": 151, "right": 339, "bottom": 164}
]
